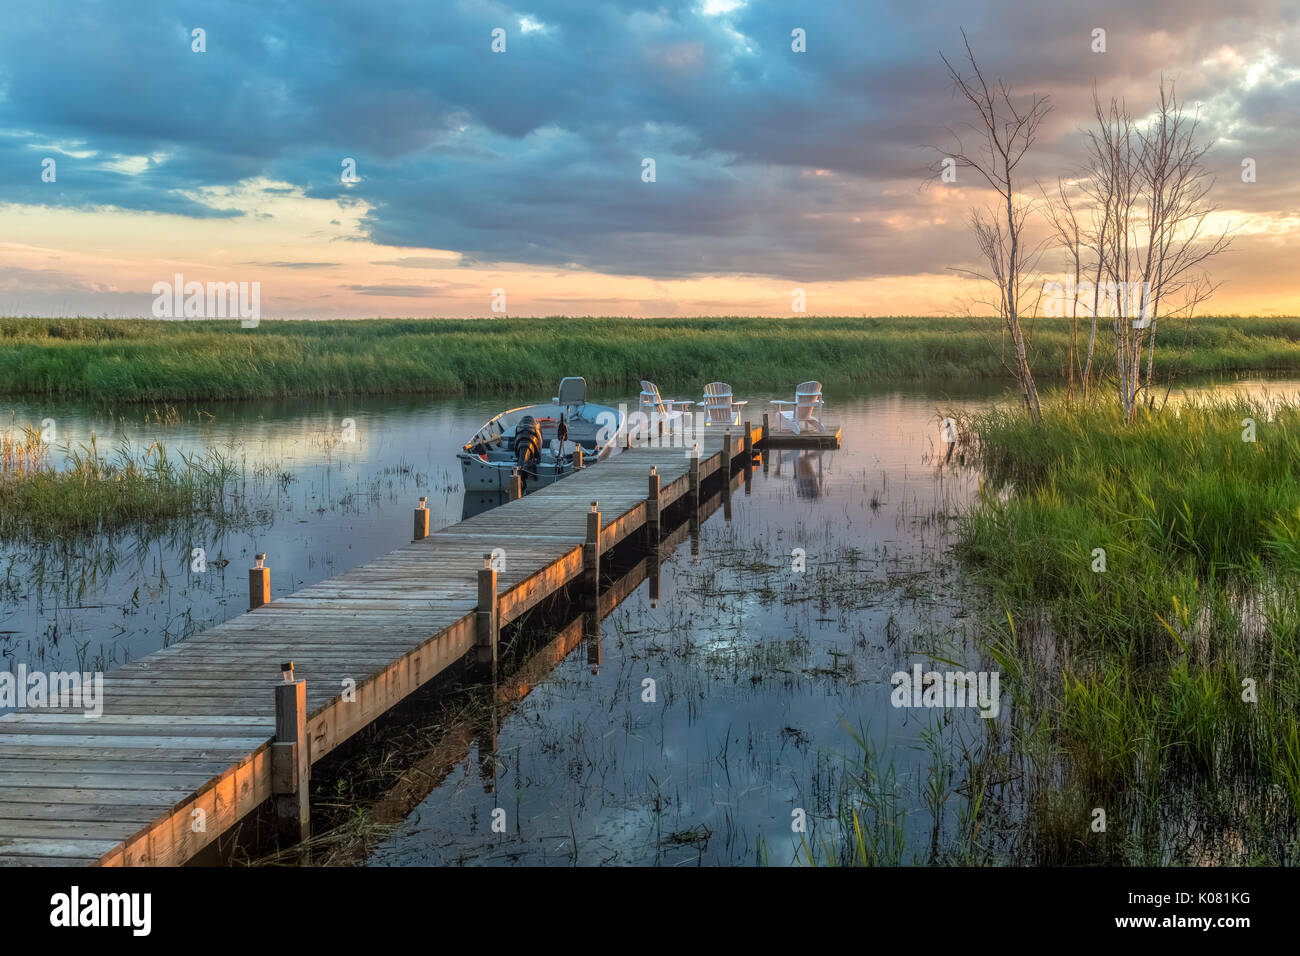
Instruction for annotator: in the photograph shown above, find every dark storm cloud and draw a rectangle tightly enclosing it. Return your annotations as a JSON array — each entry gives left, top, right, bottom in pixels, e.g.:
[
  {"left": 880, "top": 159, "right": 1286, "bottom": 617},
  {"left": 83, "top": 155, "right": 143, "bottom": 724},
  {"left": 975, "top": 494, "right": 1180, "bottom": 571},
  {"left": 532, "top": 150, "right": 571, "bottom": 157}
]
[{"left": 1, "top": 0, "right": 1295, "bottom": 279}]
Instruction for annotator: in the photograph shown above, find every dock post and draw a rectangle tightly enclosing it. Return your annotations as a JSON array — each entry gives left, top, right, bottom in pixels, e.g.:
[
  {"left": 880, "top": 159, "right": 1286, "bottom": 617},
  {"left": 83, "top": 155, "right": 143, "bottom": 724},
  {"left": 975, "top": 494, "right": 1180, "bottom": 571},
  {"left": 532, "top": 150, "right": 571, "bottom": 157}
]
[
  {"left": 689, "top": 444, "right": 700, "bottom": 499},
  {"left": 574, "top": 445, "right": 584, "bottom": 469},
  {"left": 249, "top": 553, "right": 270, "bottom": 610},
  {"left": 725, "top": 427, "right": 732, "bottom": 466},
  {"left": 645, "top": 467, "right": 660, "bottom": 546},
  {"left": 761, "top": 416, "right": 770, "bottom": 476},
  {"left": 762, "top": 412, "right": 770, "bottom": 444},
  {"left": 509, "top": 469, "right": 522, "bottom": 501},
  {"left": 272, "top": 662, "right": 310, "bottom": 844},
  {"left": 476, "top": 555, "right": 499, "bottom": 667},
  {"left": 413, "top": 496, "right": 429, "bottom": 541},
  {"left": 743, "top": 420, "right": 754, "bottom": 492},
  {"left": 584, "top": 501, "right": 601, "bottom": 611}
]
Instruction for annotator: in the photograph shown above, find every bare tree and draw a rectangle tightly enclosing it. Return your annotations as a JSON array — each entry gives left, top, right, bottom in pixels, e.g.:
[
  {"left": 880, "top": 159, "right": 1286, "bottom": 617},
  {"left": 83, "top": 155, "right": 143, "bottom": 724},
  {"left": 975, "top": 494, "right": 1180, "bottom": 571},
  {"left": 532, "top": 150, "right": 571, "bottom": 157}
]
[
  {"left": 1134, "top": 79, "right": 1233, "bottom": 408},
  {"left": 1075, "top": 90, "right": 1123, "bottom": 399},
  {"left": 933, "top": 31, "right": 1052, "bottom": 423},
  {"left": 1040, "top": 177, "right": 1084, "bottom": 401},
  {"left": 1079, "top": 80, "right": 1233, "bottom": 420}
]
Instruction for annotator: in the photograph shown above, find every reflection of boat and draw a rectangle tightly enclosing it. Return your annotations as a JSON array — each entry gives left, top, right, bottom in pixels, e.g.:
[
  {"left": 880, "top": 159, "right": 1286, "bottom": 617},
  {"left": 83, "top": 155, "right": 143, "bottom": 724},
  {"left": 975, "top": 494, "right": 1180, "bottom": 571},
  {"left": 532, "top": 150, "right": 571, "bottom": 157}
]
[{"left": 457, "top": 377, "right": 624, "bottom": 495}]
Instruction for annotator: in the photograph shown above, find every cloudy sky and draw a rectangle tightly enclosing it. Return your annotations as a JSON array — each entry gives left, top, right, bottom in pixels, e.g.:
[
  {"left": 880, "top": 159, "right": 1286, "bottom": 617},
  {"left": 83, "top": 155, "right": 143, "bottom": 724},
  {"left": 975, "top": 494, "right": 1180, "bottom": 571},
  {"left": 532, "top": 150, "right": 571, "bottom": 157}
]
[{"left": 1, "top": 0, "right": 1297, "bottom": 318}]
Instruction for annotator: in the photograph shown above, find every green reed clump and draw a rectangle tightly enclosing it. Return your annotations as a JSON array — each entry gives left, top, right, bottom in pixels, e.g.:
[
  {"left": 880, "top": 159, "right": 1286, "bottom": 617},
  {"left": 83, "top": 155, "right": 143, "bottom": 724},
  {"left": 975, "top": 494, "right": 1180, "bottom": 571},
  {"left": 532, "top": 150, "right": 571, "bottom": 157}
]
[
  {"left": 953, "top": 396, "right": 1300, "bottom": 864},
  {"left": 0, "top": 430, "right": 240, "bottom": 537},
  {"left": 2, "top": 314, "right": 1299, "bottom": 403}
]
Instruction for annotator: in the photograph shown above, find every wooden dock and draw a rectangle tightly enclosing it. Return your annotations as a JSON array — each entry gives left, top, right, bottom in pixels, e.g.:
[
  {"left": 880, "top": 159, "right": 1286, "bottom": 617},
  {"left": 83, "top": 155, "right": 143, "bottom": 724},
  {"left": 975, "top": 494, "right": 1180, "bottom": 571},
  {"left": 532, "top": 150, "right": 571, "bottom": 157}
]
[
  {"left": 0, "top": 426, "right": 760, "bottom": 866},
  {"left": 315, "top": 481, "right": 740, "bottom": 859}
]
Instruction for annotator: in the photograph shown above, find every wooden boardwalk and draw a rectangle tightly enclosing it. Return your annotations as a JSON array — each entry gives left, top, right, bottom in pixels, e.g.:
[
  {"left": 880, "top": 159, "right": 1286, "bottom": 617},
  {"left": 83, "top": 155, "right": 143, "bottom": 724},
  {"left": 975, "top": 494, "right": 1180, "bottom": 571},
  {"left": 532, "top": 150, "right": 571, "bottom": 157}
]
[
  {"left": 0, "top": 427, "right": 758, "bottom": 866},
  {"left": 319, "top": 488, "right": 736, "bottom": 859}
]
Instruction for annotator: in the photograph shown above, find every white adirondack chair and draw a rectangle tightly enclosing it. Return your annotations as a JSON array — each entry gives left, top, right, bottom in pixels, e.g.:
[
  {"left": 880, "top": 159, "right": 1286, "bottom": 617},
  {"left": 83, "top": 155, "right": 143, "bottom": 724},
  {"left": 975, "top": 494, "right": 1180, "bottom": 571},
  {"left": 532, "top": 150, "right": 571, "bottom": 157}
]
[
  {"left": 770, "top": 381, "right": 825, "bottom": 434},
  {"left": 699, "top": 382, "right": 747, "bottom": 427},
  {"left": 639, "top": 380, "right": 693, "bottom": 435}
]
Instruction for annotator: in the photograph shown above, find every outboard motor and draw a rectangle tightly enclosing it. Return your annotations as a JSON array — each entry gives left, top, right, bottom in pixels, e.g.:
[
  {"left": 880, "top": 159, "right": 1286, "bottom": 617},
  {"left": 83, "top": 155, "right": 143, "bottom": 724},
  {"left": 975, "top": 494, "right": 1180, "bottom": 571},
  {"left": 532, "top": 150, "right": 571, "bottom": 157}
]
[{"left": 514, "top": 415, "right": 543, "bottom": 477}]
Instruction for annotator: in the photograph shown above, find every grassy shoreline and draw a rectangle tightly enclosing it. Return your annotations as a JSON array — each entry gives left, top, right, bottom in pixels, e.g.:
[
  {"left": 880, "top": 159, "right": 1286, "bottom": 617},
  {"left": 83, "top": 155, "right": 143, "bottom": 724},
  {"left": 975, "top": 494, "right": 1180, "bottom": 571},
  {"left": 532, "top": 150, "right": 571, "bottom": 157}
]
[
  {"left": 4, "top": 315, "right": 1300, "bottom": 403},
  {"left": 949, "top": 397, "right": 1300, "bottom": 864}
]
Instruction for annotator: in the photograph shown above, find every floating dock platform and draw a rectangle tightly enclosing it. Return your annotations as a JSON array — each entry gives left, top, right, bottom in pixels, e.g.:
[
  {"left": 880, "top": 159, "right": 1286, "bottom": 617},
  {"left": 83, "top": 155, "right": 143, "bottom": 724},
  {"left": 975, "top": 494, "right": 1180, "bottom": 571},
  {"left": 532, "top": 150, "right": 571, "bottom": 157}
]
[{"left": 756, "top": 410, "right": 842, "bottom": 449}]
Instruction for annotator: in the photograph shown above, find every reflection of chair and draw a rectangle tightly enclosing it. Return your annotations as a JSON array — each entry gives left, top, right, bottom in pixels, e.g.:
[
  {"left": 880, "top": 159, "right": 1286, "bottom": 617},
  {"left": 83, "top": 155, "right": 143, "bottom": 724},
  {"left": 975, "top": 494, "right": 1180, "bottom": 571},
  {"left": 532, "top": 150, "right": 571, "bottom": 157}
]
[
  {"left": 699, "top": 382, "right": 747, "bottom": 427},
  {"left": 794, "top": 451, "right": 825, "bottom": 499},
  {"left": 773, "top": 449, "right": 827, "bottom": 498},
  {"left": 639, "top": 380, "right": 693, "bottom": 433},
  {"left": 769, "top": 381, "right": 825, "bottom": 434}
]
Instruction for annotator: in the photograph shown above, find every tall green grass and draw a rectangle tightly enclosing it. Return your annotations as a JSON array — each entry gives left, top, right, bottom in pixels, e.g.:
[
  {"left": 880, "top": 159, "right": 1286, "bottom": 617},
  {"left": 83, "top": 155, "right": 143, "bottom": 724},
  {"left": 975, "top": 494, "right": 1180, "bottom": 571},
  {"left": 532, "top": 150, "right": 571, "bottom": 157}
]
[
  {"left": 0, "top": 429, "right": 240, "bottom": 537},
  {"left": 952, "top": 397, "right": 1300, "bottom": 864},
  {"left": 3, "top": 314, "right": 1300, "bottom": 403}
]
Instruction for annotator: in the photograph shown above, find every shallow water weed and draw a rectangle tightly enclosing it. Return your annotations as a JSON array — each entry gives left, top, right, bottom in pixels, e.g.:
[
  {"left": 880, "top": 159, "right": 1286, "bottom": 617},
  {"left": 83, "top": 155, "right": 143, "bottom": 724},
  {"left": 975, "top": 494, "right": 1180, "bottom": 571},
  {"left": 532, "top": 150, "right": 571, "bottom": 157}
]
[{"left": 0, "top": 430, "right": 243, "bottom": 538}]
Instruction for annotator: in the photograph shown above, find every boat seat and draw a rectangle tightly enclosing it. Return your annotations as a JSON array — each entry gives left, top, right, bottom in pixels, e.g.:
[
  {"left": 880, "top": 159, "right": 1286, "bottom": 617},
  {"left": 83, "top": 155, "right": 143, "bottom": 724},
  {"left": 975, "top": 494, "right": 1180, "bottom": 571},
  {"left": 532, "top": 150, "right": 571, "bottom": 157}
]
[{"left": 554, "top": 377, "right": 587, "bottom": 406}]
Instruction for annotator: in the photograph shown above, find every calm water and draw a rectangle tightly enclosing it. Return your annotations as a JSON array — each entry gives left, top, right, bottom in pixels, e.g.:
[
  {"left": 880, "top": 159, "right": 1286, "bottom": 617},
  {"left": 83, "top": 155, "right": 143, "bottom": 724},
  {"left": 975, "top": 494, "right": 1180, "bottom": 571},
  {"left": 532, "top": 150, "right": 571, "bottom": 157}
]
[{"left": 3, "top": 375, "right": 1296, "bottom": 864}]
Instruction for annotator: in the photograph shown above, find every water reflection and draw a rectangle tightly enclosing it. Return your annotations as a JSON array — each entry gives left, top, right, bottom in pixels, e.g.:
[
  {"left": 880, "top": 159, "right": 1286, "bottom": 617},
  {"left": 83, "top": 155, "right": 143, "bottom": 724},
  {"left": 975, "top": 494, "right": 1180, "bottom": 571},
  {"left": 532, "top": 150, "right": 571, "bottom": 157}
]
[{"left": 770, "top": 449, "right": 831, "bottom": 499}]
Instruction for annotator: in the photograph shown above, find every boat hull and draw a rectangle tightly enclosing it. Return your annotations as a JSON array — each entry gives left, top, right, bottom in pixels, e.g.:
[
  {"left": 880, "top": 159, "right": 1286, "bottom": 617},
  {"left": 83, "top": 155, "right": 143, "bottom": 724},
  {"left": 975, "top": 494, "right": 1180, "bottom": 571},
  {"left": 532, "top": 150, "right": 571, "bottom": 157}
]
[{"left": 458, "top": 452, "right": 575, "bottom": 493}]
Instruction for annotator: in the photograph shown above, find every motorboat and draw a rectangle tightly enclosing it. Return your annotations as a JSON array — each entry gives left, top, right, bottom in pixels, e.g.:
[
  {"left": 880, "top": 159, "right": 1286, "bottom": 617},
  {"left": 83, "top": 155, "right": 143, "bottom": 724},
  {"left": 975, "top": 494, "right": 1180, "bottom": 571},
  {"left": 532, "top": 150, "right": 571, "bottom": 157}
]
[{"left": 457, "top": 377, "right": 624, "bottom": 495}]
